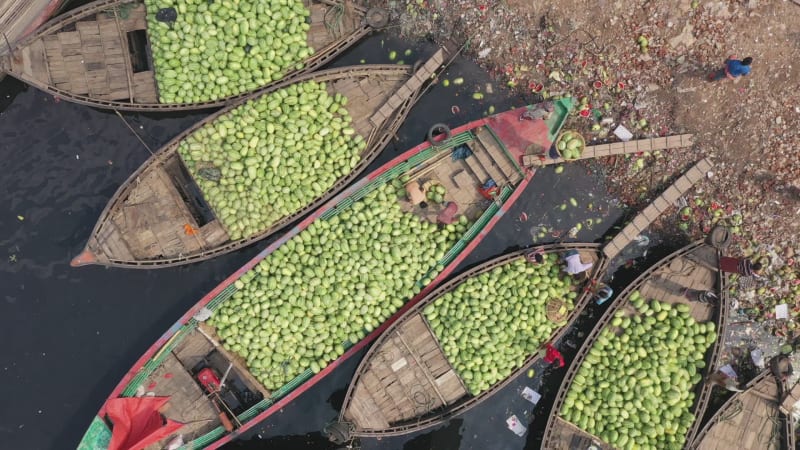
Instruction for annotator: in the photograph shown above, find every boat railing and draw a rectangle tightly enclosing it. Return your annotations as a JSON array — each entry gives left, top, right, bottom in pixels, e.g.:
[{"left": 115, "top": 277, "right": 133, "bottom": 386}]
[{"left": 684, "top": 255, "right": 730, "bottom": 445}]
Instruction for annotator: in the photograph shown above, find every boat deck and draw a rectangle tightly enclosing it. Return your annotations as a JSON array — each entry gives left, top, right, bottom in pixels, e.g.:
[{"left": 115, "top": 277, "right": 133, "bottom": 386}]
[
  {"left": 400, "top": 125, "right": 524, "bottom": 223},
  {"left": 0, "top": 0, "right": 63, "bottom": 56},
  {"left": 694, "top": 373, "right": 782, "bottom": 450},
  {"left": 307, "top": 1, "right": 360, "bottom": 48},
  {"left": 9, "top": 1, "right": 158, "bottom": 102},
  {"left": 137, "top": 326, "right": 267, "bottom": 448},
  {"left": 343, "top": 314, "right": 467, "bottom": 430},
  {"left": 327, "top": 71, "right": 408, "bottom": 142},
  {"left": 548, "top": 417, "right": 615, "bottom": 450},
  {"left": 635, "top": 244, "right": 718, "bottom": 322},
  {"left": 99, "top": 154, "right": 229, "bottom": 262}
]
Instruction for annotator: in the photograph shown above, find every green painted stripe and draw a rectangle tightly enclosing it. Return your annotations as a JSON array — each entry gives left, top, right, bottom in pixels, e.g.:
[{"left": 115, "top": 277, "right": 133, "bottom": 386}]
[
  {"left": 121, "top": 324, "right": 193, "bottom": 397},
  {"left": 77, "top": 416, "right": 112, "bottom": 450},
  {"left": 207, "top": 284, "right": 238, "bottom": 311}
]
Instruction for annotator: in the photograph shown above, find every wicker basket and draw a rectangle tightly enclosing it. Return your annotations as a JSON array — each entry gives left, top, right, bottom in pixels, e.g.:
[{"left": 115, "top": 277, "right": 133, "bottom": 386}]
[
  {"left": 555, "top": 130, "right": 585, "bottom": 160},
  {"left": 546, "top": 298, "right": 568, "bottom": 322}
]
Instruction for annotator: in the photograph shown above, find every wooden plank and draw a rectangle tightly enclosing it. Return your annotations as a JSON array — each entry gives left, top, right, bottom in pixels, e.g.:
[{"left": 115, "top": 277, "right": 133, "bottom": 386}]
[
  {"left": 23, "top": 39, "right": 51, "bottom": 84},
  {"left": 110, "top": 8, "right": 136, "bottom": 101},
  {"left": 57, "top": 31, "right": 81, "bottom": 45},
  {"left": 470, "top": 143, "right": 509, "bottom": 186}
]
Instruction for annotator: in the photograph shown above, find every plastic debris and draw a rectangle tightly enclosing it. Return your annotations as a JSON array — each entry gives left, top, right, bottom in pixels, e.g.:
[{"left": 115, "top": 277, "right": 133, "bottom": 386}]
[
  {"left": 612, "top": 125, "right": 633, "bottom": 141},
  {"left": 520, "top": 387, "right": 541, "bottom": 405},
  {"left": 506, "top": 415, "right": 527, "bottom": 436}
]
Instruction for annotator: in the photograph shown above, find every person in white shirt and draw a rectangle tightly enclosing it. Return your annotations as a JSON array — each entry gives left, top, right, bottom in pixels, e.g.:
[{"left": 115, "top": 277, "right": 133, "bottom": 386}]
[{"left": 563, "top": 250, "right": 593, "bottom": 276}]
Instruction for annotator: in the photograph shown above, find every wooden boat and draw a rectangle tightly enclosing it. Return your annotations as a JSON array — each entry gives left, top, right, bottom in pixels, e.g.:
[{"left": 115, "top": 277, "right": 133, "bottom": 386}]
[
  {"left": 76, "top": 99, "right": 575, "bottom": 450},
  {"left": 688, "top": 365, "right": 800, "bottom": 450},
  {"left": 331, "top": 244, "right": 604, "bottom": 439},
  {"left": 70, "top": 50, "right": 449, "bottom": 269},
  {"left": 1, "top": 0, "right": 384, "bottom": 111},
  {"left": 329, "top": 159, "right": 716, "bottom": 441},
  {"left": 542, "top": 238, "right": 730, "bottom": 449}
]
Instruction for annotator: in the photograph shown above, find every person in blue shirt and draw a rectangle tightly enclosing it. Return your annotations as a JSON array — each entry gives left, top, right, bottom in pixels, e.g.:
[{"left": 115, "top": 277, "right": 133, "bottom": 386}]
[{"left": 709, "top": 56, "right": 753, "bottom": 82}]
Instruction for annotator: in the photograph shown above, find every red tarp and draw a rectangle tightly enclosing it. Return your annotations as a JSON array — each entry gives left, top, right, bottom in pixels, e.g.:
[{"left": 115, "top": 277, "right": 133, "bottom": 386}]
[{"left": 106, "top": 397, "right": 183, "bottom": 450}]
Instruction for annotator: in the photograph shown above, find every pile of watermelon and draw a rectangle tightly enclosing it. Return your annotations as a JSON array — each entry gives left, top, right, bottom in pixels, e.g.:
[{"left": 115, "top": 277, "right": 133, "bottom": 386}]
[
  {"left": 144, "top": 0, "right": 314, "bottom": 103},
  {"left": 424, "top": 254, "right": 581, "bottom": 395},
  {"left": 560, "top": 292, "right": 716, "bottom": 450},
  {"left": 206, "top": 183, "right": 474, "bottom": 390},
  {"left": 178, "top": 81, "right": 363, "bottom": 241}
]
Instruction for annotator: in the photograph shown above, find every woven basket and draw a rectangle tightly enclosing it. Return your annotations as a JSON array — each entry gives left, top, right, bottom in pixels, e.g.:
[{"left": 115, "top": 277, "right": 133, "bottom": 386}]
[
  {"left": 546, "top": 298, "right": 568, "bottom": 322},
  {"left": 555, "top": 130, "right": 585, "bottom": 160}
]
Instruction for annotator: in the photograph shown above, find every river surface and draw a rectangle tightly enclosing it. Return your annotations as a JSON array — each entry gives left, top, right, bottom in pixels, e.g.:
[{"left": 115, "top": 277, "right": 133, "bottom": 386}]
[{"left": 0, "top": 30, "right": 640, "bottom": 450}]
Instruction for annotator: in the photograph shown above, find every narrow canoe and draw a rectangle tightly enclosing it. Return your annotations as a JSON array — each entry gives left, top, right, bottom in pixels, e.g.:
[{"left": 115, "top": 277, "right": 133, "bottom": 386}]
[
  {"left": 71, "top": 51, "right": 447, "bottom": 269},
  {"left": 333, "top": 243, "right": 605, "bottom": 438},
  {"left": 1, "top": 0, "right": 382, "bottom": 111},
  {"left": 688, "top": 366, "right": 799, "bottom": 450},
  {"left": 76, "top": 99, "right": 575, "bottom": 450},
  {"left": 542, "top": 239, "right": 730, "bottom": 450}
]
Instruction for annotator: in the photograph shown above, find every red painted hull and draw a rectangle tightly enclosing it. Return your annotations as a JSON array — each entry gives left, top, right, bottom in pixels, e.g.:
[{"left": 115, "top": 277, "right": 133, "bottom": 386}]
[{"left": 83, "top": 104, "right": 562, "bottom": 449}]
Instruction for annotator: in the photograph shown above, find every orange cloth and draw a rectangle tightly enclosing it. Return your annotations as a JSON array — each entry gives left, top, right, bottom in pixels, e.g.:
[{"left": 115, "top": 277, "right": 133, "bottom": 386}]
[{"left": 184, "top": 224, "right": 198, "bottom": 236}]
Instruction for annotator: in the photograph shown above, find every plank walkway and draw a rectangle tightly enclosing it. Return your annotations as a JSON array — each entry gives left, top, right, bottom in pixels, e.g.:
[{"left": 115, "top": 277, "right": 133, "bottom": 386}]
[
  {"left": 522, "top": 134, "right": 694, "bottom": 167},
  {"left": 603, "top": 157, "right": 713, "bottom": 260},
  {"left": 370, "top": 49, "right": 445, "bottom": 127}
]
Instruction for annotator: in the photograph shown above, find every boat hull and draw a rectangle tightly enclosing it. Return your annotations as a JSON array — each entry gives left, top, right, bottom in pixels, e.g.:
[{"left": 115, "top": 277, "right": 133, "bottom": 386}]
[
  {"left": 70, "top": 60, "right": 437, "bottom": 268},
  {"left": 338, "top": 243, "right": 605, "bottom": 437}
]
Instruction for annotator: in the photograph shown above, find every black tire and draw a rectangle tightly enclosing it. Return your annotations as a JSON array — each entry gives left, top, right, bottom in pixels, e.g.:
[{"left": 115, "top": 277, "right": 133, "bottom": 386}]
[
  {"left": 427, "top": 123, "right": 451, "bottom": 146},
  {"left": 365, "top": 8, "right": 390, "bottom": 29}
]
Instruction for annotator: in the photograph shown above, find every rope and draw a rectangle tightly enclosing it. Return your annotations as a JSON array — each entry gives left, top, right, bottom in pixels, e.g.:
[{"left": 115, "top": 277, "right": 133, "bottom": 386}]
[
  {"left": 324, "top": 3, "right": 346, "bottom": 37},
  {"left": 719, "top": 399, "right": 743, "bottom": 422},
  {"left": 113, "top": 109, "right": 154, "bottom": 155}
]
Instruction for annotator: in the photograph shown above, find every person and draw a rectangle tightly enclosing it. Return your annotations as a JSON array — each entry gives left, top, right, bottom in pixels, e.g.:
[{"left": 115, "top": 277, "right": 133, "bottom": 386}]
[
  {"left": 436, "top": 202, "right": 458, "bottom": 224},
  {"left": 719, "top": 256, "right": 762, "bottom": 277},
  {"left": 592, "top": 283, "right": 614, "bottom": 305},
  {"left": 525, "top": 247, "right": 545, "bottom": 264},
  {"left": 543, "top": 343, "right": 565, "bottom": 368},
  {"left": 519, "top": 102, "right": 554, "bottom": 121},
  {"left": 562, "top": 249, "right": 593, "bottom": 276},
  {"left": 705, "top": 370, "right": 743, "bottom": 392},
  {"left": 708, "top": 56, "right": 753, "bottom": 82},
  {"left": 405, "top": 181, "right": 428, "bottom": 208}
]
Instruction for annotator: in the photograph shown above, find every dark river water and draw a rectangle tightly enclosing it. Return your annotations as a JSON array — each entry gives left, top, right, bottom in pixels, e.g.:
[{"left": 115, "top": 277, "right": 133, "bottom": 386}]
[{"left": 0, "top": 28, "right": 643, "bottom": 450}]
